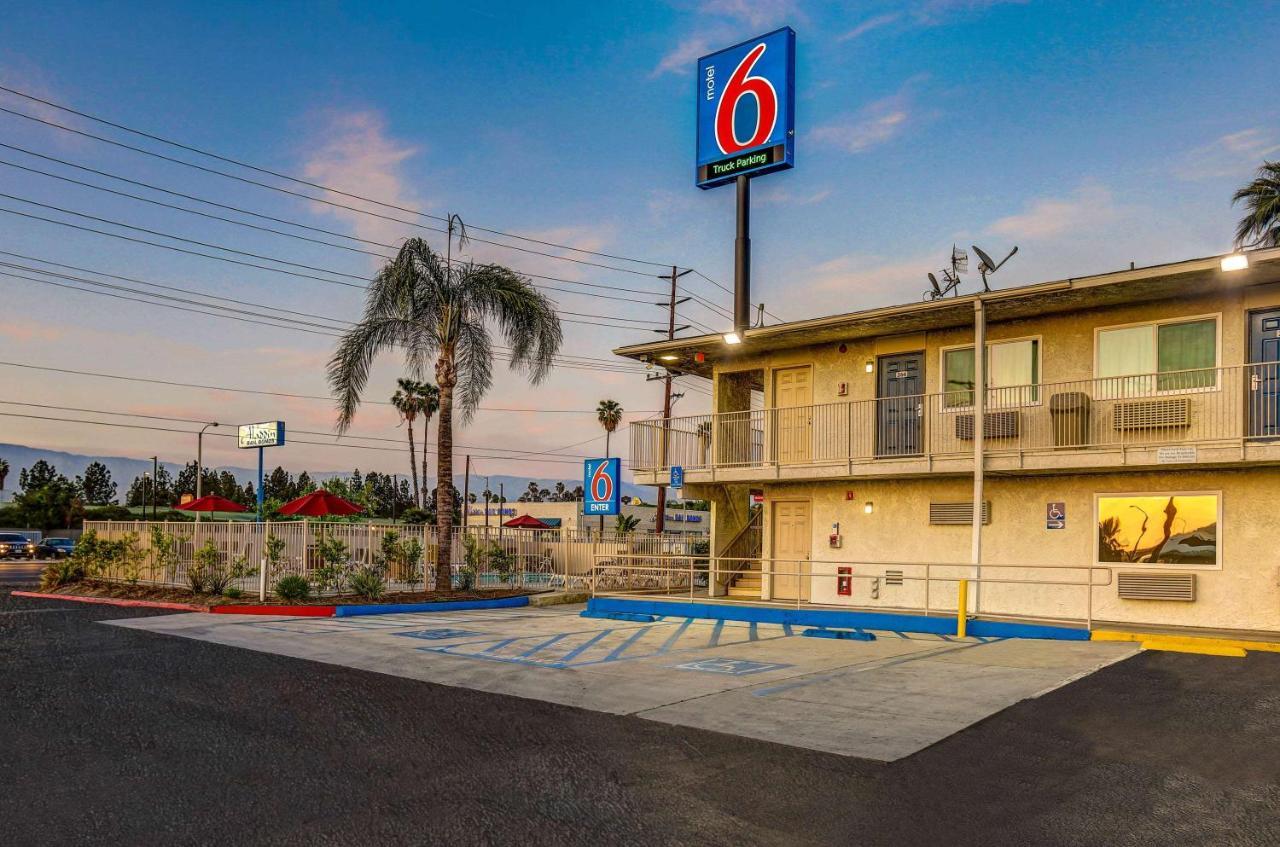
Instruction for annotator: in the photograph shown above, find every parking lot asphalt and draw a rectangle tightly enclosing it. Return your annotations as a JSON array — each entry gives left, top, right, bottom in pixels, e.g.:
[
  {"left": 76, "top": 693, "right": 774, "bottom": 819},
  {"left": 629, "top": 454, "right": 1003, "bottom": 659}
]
[
  {"left": 3, "top": 590, "right": 1279, "bottom": 846},
  {"left": 110, "top": 605, "right": 1138, "bottom": 761}
]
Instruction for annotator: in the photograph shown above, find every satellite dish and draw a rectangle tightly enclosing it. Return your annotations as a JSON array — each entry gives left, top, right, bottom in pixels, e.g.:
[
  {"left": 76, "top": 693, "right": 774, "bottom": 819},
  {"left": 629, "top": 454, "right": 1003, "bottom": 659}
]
[
  {"left": 928, "top": 272, "right": 942, "bottom": 296},
  {"left": 971, "top": 245, "right": 1018, "bottom": 292}
]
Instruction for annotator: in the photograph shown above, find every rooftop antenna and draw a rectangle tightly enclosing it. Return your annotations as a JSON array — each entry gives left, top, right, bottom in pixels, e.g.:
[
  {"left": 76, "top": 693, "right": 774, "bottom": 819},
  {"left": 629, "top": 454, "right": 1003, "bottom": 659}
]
[
  {"left": 971, "top": 245, "right": 1018, "bottom": 292},
  {"left": 924, "top": 246, "right": 967, "bottom": 300}
]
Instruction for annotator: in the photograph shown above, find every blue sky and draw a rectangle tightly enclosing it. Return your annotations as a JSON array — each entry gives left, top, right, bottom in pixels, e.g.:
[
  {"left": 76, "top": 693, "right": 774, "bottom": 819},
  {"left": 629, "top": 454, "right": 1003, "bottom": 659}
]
[{"left": 0, "top": 0, "right": 1277, "bottom": 482}]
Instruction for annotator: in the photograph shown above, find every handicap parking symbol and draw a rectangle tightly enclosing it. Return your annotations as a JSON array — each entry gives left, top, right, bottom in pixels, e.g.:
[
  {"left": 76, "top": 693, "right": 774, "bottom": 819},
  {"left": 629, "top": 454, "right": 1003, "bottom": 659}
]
[
  {"left": 395, "top": 628, "right": 483, "bottom": 641},
  {"left": 675, "top": 658, "right": 792, "bottom": 676}
]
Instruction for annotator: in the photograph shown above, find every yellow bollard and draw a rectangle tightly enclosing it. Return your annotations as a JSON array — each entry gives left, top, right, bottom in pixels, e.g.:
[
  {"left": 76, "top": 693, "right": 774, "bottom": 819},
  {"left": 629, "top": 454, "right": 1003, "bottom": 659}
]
[{"left": 956, "top": 579, "right": 968, "bottom": 639}]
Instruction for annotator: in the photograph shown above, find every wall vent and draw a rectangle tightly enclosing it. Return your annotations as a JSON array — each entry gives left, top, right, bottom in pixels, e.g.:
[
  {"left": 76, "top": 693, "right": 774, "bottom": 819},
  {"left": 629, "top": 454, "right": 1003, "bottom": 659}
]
[
  {"left": 884, "top": 569, "right": 904, "bottom": 586},
  {"left": 1116, "top": 571, "right": 1196, "bottom": 601},
  {"left": 955, "top": 410, "right": 1021, "bottom": 440},
  {"left": 1113, "top": 398, "right": 1190, "bottom": 430},
  {"left": 929, "top": 502, "right": 991, "bottom": 525}
]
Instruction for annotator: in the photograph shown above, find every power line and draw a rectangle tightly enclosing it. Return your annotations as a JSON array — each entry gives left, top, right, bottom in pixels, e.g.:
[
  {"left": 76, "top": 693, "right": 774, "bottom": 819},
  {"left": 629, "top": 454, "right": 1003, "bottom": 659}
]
[
  {"left": 0, "top": 410, "right": 602, "bottom": 466},
  {"left": 0, "top": 252, "right": 651, "bottom": 372},
  {"left": 0, "top": 91, "right": 739, "bottom": 323},
  {"left": 0, "top": 400, "right": 610, "bottom": 459},
  {"left": 0, "top": 152, "right": 699, "bottom": 313},
  {"left": 0, "top": 93, "right": 672, "bottom": 274},
  {"left": 0, "top": 360, "right": 659, "bottom": 412}
]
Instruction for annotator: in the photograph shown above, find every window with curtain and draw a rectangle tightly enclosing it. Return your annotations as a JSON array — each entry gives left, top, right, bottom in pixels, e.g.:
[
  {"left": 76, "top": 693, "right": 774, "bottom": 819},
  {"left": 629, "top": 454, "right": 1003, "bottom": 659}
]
[
  {"left": 1097, "top": 318, "right": 1216, "bottom": 395},
  {"left": 943, "top": 339, "right": 1040, "bottom": 408}
]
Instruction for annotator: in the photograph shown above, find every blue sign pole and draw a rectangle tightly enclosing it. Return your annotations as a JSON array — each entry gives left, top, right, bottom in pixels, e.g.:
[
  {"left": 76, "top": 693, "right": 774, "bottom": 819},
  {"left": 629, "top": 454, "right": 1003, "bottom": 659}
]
[{"left": 256, "top": 446, "right": 264, "bottom": 522}]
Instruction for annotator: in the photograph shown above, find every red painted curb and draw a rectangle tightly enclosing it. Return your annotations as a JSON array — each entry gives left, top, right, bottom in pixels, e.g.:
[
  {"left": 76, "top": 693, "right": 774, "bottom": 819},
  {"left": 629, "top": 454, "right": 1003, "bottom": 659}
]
[
  {"left": 9, "top": 591, "right": 209, "bottom": 612},
  {"left": 212, "top": 604, "right": 336, "bottom": 617}
]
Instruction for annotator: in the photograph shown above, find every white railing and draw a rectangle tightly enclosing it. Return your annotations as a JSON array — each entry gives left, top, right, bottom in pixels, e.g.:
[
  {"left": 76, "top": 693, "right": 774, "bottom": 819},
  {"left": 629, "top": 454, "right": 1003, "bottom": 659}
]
[
  {"left": 78, "top": 521, "right": 706, "bottom": 597},
  {"left": 591, "top": 554, "right": 1114, "bottom": 630},
  {"left": 631, "top": 363, "right": 1280, "bottom": 473}
]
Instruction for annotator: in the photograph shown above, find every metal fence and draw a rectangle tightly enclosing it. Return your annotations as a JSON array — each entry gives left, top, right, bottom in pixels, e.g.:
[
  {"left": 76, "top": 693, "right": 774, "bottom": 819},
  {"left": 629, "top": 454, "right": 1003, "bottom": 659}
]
[
  {"left": 632, "top": 363, "right": 1280, "bottom": 472},
  {"left": 78, "top": 520, "right": 706, "bottom": 598}
]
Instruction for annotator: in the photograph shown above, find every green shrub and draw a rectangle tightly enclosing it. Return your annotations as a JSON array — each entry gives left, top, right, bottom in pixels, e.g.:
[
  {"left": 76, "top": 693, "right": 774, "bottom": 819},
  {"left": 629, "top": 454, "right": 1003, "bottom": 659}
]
[
  {"left": 223, "top": 586, "right": 243, "bottom": 599},
  {"left": 398, "top": 507, "right": 430, "bottom": 525},
  {"left": 188, "top": 538, "right": 221, "bottom": 593},
  {"left": 455, "top": 565, "right": 476, "bottom": 591},
  {"left": 348, "top": 567, "right": 386, "bottom": 600},
  {"left": 40, "top": 557, "right": 84, "bottom": 590},
  {"left": 273, "top": 574, "right": 311, "bottom": 601}
]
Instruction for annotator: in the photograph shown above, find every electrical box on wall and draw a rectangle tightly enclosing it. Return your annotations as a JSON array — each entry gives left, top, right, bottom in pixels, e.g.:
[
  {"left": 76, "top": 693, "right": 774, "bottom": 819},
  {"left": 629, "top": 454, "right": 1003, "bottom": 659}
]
[
  {"left": 829, "top": 522, "right": 842, "bottom": 548},
  {"left": 836, "top": 381, "right": 848, "bottom": 396}
]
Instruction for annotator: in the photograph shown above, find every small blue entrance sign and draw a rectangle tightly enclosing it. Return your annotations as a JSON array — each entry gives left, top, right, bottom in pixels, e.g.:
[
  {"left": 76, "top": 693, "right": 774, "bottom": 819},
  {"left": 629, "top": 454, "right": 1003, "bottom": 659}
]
[{"left": 670, "top": 465, "right": 684, "bottom": 489}]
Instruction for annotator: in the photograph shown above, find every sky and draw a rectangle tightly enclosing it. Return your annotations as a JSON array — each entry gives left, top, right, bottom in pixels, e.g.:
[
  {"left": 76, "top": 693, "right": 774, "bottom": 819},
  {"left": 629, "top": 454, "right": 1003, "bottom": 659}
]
[{"left": 0, "top": 0, "right": 1277, "bottom": 485}]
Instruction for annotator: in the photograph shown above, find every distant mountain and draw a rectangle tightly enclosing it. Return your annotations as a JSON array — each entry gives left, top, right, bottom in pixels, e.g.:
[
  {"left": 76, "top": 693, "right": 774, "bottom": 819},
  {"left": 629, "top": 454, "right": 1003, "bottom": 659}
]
[{"left": 0, "top": 443, "right": 651, "bottom": 503}]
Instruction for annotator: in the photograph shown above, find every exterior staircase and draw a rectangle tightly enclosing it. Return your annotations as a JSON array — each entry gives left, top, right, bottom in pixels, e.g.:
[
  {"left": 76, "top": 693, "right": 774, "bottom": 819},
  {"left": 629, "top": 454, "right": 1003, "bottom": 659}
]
[
  {"left": 726, "top": 563, "right": 762, "bottom": 598},
  {"left": 719, "top": 507, "right": 763, "bottom": 599}
]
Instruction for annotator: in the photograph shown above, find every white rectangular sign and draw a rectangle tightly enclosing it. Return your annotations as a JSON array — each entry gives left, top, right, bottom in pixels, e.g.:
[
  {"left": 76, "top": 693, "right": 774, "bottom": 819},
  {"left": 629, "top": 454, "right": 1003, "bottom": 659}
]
[
  {"left": 1156, "top": 446, "right": 1196, "bottom": 464},
  {"left": 238, "top": 421, "right": 285, "bottom": 449}
]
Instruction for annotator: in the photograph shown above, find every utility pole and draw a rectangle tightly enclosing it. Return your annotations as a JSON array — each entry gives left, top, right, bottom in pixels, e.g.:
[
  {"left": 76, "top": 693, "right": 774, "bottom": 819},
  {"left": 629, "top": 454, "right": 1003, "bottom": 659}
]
[
  {"left": 196, "top": 422, "right": 219, "bottom": 523},
  {"left": 655, "top": 265, "right": 692, "bottom": 534},
  {"left": 461, "top": 455, "right": 471, "bottom": 533},
  {"left": 150, "top": 455, "right": 158, "bottom": 519},
  {"left": 498, "top": 482, "right": 504, "bottom": 542}
]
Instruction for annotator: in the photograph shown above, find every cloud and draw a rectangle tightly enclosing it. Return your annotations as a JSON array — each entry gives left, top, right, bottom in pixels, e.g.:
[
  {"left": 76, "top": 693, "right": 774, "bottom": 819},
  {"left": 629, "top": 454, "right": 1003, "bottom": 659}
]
[
  {"left": 700, "top": 0, "right": 803, "bottom": 28},
  {"left": 838, "top": 12, "right": 903, "bottom": 41},
  {"left": 298, "top": 110, "right": 426, "bottom": 253},
  {"left": 988, "top": 184, "right": 1121, "bottom": 240},
  {"left": 1177, "top": 128, "right": 1280, "bottom": 181},
  {"left": 912, "top": 0, "right": 1029, "bottom": 25},
  {"left": 811, "top": 87, "right": 915, "bottom": 154},
  {"left": 651, "top": 36, "right": 714, "bottom": 78},
  {"left": 756, "top": 186, "right": 832, "bottom": 206},
  {"left": 0, "top": 320, "right": 63, "bottom": 343}
]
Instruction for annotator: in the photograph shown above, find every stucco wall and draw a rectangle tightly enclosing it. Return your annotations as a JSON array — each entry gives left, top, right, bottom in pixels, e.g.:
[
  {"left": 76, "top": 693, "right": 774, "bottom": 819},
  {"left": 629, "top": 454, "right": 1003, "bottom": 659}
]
[
  {"left": 756, "top": 468, "right": 1280, "bottom": 633},
  {"left": 712, "top": 282, "right": 1280, "bottom": 410}
]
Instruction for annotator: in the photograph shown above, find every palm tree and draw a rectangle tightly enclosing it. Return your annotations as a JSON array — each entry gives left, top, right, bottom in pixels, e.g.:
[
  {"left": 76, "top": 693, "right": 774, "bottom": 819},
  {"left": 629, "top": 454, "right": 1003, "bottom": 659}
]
[
  {"left": 390, "top": 378, "right": 422, "bottom": 508},
  {"left": 0, "top": 458, "right": 9, "bottom": 491},
  {"left": 596, "top": 399, "right": 623, "bottom": 457},
  {"left": 416, "top": 382, "right": 439, "bottom": 513},
  {"left": 329, "top": 237, "right": 561, "bottom": 591},
  {"left": 595, "top": 399, "right": 624, "bottom": 534},
  {"left": 1233, "top": 161, "right": 1280, "bottom": 248}
]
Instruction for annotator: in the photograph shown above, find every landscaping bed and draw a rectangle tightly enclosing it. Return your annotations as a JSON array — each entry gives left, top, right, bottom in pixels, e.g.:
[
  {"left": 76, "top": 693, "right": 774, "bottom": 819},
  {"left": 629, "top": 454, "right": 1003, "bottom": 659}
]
[{"left": 43, "top": 581, "right": 534, "bottom": 607}]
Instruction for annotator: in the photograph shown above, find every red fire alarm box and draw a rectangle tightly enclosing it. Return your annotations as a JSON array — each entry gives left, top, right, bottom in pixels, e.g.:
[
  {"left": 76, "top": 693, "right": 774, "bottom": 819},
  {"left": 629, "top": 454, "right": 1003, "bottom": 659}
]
[{"left": 837, "top": 567, "right": 852, "bottom": 596}]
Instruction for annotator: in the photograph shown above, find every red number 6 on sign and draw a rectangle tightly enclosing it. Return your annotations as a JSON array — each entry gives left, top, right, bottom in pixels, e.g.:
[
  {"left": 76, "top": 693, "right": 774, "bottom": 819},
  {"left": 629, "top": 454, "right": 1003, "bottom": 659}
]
[{"left": 714, "top": 43, "right": 778, "bottom": 155}]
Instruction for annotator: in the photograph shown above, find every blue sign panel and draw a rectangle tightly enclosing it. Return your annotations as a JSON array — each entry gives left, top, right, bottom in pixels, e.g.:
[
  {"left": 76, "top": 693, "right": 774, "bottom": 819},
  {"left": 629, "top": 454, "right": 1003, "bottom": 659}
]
[
  {"left": 583, "top": 457, "right": 622, "bottom": 516},
  {"left": 696, "top": 27, "right": 795, "bottom": 189},
  {"left": 670, "top": 465, "right": 684, "bottom": 489}
]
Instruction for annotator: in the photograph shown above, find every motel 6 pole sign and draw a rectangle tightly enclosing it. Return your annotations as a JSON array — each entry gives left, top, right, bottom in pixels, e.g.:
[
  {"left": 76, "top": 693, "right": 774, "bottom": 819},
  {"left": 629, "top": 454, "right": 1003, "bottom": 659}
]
[
  {"left": 696, "top": 27, "right": 795, "bottom": 189},
  {"left": 583, "top": 457, "right": 622, "bottom": 516}
]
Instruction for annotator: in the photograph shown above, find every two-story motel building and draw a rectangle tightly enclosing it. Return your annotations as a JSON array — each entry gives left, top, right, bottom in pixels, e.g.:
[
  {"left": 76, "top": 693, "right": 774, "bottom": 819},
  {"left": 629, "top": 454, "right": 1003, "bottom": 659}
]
[{"left": 616, "top": 248, "right": 1280, "bottom": 635}]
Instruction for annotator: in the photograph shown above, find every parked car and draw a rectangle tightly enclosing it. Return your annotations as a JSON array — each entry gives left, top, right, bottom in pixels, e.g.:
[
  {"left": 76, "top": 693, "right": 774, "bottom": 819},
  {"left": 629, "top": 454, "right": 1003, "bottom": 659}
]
[
  {"left": 36, "top": 537, "right": 76, "bottom": 559},
  {"left": 0, "top": 533, "right": 37, "bottom": 560}
]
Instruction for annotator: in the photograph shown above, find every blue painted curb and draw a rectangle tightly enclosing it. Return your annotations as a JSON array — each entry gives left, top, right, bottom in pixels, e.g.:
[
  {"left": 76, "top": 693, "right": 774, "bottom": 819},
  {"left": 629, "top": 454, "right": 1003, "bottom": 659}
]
[
  {"left": 583, "top": 598, "right": 1089, "bottom": 641},
  {"left": 334, "top": 595, "right": 530, "bottom": 617},
  {"left": 802, "top": 628, "right": 876, "bottom": 641},
  {"left": 587, "top": 612, "right": 660, "bottom": 623}
]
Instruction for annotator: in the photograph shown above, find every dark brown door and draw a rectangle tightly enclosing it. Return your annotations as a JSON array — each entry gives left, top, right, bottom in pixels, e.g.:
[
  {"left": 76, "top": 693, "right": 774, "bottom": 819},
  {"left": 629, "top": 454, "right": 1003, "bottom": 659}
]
[
  {"left": 876, "top": 352, "right": 924, "bottom": 456},
  {"left": 1248, "top": 309, "right": 1280, "bottom": 438}
]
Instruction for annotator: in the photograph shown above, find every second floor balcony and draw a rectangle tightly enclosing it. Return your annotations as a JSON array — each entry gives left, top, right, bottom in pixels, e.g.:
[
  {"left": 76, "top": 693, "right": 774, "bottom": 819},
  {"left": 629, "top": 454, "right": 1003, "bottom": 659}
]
[{"left": 630, "top": 363, "right": 1280, "bottom": 483}]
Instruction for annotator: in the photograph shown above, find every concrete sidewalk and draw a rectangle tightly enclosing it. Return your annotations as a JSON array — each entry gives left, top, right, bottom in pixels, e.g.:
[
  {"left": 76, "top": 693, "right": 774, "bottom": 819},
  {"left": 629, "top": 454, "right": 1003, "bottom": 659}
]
[{"left": 110, "top": 605, "right": 1136, "bottom": 760}]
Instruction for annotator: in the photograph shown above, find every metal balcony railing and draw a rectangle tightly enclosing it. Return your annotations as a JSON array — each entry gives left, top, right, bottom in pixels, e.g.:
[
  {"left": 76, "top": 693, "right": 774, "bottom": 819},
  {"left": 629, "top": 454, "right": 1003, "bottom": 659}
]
[{"left": 630, "top": 363, "right": 1280, "bottom": 473}]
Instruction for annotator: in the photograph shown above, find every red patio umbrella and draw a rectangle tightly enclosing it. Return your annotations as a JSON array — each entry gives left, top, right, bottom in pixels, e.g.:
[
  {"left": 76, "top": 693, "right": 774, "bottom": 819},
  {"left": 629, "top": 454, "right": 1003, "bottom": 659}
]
[
  {"left": 176, "top": 494, "right": 247, "bottom": 513},
  {"left": 503, "top": 514, "right": 552, "bottom": 529},
  {"left": 277, "top": 489, "right": 363, "bottom": 517}
]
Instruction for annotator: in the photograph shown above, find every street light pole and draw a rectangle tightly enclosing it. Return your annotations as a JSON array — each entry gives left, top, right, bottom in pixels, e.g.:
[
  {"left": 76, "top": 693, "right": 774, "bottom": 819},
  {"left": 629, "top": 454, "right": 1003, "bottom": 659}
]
[
  {"left": 196, "top": 422, "right": 219, "bottom": 523},
  {"left": 150, "top": 455, "right": 158, "bottom": 519}
]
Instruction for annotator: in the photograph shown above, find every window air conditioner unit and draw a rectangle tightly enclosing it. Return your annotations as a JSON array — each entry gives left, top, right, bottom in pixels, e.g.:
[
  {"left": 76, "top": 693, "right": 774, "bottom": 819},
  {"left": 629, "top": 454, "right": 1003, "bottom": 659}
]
[
  {"left": 956, "top": 410, "right": 1020, "bottom": 440},
  {"left": 1113, "top": 398, "right": 1190, "bottom": 431}
]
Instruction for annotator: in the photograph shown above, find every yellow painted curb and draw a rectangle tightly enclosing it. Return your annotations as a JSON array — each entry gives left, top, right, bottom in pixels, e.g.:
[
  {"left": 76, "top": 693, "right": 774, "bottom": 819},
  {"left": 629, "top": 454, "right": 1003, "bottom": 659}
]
[
  {"left": 1093, "top": 630, "right": 1279, "bottom": 655},
  {"left": 1139, "top": 639, "right": 1246, "bottom": 658}
]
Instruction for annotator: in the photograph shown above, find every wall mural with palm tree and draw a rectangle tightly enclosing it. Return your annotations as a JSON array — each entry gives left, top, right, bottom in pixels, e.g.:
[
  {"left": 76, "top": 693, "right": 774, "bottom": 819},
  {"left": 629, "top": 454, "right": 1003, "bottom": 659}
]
[{"left": 1096, "top": 493, "right": 1218, "bottom": 566}]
